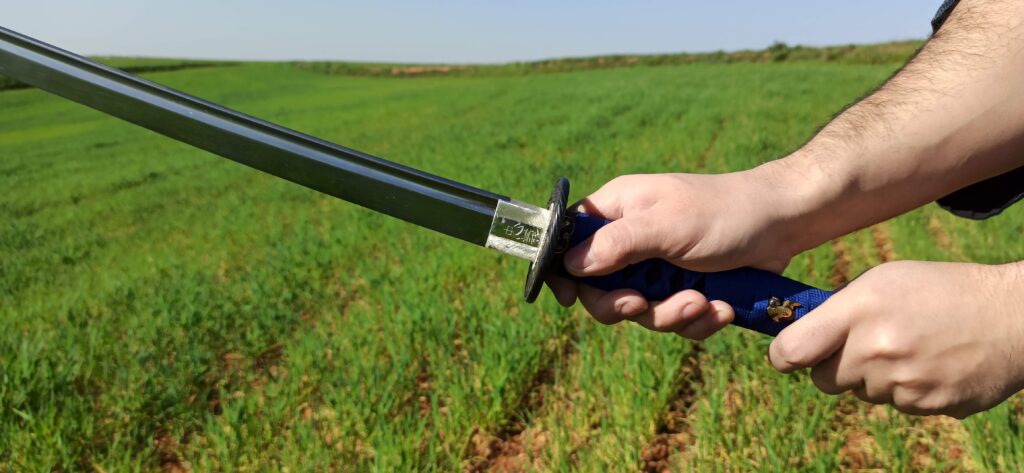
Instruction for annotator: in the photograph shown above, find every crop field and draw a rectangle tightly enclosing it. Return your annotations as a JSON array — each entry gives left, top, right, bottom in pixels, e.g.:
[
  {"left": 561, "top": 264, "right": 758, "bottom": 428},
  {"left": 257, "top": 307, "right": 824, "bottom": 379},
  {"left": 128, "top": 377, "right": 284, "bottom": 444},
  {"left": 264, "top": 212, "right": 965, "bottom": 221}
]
[{"left": 2, "top": 47, "right": 1023, "bottom": 471}]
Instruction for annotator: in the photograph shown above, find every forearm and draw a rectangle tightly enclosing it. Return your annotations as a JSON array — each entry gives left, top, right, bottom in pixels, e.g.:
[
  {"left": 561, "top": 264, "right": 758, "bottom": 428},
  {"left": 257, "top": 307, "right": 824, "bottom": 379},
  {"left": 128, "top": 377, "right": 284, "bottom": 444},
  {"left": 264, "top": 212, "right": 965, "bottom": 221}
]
[{"left": 759, "top": 0, "right": 1024, "bottom": 253}]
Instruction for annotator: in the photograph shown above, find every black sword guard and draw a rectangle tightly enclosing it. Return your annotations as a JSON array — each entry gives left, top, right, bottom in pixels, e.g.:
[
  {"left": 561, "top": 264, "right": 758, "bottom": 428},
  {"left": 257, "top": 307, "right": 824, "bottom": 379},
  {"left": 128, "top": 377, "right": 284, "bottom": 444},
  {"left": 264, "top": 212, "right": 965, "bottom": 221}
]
[{"left": 523, "top": 177, "right": 570, "bottom": 302}]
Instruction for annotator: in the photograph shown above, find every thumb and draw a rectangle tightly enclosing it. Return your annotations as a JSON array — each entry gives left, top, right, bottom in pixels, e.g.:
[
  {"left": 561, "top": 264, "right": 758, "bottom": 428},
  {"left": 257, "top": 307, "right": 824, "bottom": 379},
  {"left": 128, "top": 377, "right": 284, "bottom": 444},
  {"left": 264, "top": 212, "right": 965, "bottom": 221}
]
[
  {"left": 564, "top": 216, "right": 665, "bottom": 276},
  {"left": 769, "top": 296, "right": 851, "bottom": 373}
]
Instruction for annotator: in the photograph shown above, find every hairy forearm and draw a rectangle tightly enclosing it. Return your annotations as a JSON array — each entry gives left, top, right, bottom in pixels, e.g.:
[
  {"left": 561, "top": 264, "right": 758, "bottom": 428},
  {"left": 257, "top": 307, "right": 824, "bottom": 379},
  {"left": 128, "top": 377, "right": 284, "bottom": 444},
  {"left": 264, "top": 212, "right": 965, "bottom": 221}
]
[{"left": 759, "top": 0, "right": 1024, "bottom": 253}]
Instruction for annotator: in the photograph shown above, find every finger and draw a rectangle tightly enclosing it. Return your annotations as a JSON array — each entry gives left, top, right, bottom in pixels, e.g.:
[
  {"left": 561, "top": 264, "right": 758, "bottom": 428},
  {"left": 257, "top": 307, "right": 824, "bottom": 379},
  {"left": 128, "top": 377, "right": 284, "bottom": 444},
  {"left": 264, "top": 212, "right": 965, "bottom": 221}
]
[
  {"left": 675, "top": 300, "right": 735, "bottom": 340},
  {"left": 564, "top": 216, "right": 664, "bottom": 277},
  {"left": 577, "top": 284, "right": 648, "bottom": 325},
  {"left": 769, "top": 297, "right": 852, "bottom": 373},
  {"left": 809, "top": 347, "right": 862, "bottom": 395},
  {"left": 851, "top": 385, "right": 872, "bottom": 403},
  {"left": 627, "top": 290, "right": 710, "bottom": 332},
  {"left": 862, "top": 372, "right": 895, "bottom": 406},
  {"left": 852, "top": 380, "right": 893, "bottom": 405},
  {"left": 891, "top": 388, "right": 950, "bottom": 417},
  {"left": 573, "top": 176, "right": 642, "bottom": 220},
  {"left": 544, "top": 275, "right": 578, "bottom": 307},
  {"left": 574, "top": 196, "right": 621, "bottom": 221}
]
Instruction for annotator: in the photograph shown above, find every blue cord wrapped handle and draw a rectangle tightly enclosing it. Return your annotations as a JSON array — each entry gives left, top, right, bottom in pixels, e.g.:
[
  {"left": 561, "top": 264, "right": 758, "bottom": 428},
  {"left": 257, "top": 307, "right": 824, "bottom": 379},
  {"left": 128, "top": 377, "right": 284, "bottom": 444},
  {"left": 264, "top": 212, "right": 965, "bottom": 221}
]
[{"left": 559, "top": 214, "right": 833, "bottom": 336}]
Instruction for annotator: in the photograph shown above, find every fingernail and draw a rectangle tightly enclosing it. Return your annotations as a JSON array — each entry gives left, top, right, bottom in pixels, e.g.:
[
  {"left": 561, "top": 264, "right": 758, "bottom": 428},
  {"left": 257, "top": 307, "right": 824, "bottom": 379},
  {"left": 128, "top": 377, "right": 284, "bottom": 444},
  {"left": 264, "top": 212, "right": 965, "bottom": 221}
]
[
  {"left": 681, "top": 302, "right": 704, "bottom": 319},
  {"left": 565, "top": 248, "right": 595, "bottom": 273},
  {"left": 619, "top": 298, "right": 647, "bottom": 317}
]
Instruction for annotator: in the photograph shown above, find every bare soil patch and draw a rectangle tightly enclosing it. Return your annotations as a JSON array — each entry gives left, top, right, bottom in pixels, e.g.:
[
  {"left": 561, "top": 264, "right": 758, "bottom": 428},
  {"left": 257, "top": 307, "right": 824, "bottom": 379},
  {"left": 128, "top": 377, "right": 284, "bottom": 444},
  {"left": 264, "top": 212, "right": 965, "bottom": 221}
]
[
  {"left": 465, "top": 338, "right": 576, "bottom": 472},
  {"left": 640, "top": 348, "right": 703, "bottom": 473},
  {"left": 829, "top": 238, "right": 852, "bottom": 288},
  {"left": 154, "top": 430, "right": 191, "bottom": 473},
  {"left": 870, "top": 223, "right": 896, "bottom": 263},
  {"left": 694, "top": 120, "right": 724, "bottom": 170}
]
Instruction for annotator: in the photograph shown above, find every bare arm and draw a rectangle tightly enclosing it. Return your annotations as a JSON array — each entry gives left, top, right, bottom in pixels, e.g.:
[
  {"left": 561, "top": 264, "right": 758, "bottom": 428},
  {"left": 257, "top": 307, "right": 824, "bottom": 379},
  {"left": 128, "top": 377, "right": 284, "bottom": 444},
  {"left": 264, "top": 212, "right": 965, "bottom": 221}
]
[{"left": 767, "top": 0, "right": 1024, "bottom": 254}]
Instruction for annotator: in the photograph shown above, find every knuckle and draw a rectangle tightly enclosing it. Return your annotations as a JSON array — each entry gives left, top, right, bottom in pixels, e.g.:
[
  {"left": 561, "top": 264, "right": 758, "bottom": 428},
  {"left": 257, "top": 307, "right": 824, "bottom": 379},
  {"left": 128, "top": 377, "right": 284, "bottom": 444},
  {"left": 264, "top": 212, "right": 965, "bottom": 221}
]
[
  {"left": 863, "top": 328, "right": 910, "bottom": 361},
  {"left": 632, "top": 185, "right": 663, "bottom": 209},
  {"left": 888, "top": 369, "right": 925, "bottom": 390},
  {"left": 892, "top": 388, "right": 951, "bottom": 416},
  {"left": 773, "top": 336, "right": 812, "bottom": 368}
]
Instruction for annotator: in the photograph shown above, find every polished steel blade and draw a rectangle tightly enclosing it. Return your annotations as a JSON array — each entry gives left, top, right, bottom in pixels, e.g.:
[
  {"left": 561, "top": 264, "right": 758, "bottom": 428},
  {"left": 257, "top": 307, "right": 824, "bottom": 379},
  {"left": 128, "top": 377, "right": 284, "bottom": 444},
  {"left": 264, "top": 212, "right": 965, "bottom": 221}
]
[{"left": 0, "top": 26, "right": 554, "bottom": 260}]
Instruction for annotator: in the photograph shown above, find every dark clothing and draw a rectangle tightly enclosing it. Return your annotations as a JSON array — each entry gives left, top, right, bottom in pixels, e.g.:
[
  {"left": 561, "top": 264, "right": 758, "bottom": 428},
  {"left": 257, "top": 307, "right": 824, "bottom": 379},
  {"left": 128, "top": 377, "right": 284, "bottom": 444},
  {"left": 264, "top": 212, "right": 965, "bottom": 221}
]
[
  {"left": 931, "top": 0, "right": 960, "bottom": 30},
  {"left": 931, "top": 0, "right": 1024, "bottom": 219}
]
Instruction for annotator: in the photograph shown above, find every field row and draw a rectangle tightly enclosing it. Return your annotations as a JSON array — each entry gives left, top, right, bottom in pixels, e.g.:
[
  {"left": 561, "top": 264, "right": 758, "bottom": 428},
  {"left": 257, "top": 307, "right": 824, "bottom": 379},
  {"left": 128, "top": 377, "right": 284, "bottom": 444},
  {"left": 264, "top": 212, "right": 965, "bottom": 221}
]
[{"left": 1, "top": 59, "right": 1022, "bottom": 471}]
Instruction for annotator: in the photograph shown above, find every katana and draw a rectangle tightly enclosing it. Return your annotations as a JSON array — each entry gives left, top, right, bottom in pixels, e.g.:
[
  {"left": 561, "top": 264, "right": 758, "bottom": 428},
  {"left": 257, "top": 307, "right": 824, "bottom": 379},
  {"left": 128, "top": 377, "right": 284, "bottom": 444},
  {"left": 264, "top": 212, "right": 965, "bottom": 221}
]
[{"left": 0, "top": 26, "right": 833, "bottom": 336}]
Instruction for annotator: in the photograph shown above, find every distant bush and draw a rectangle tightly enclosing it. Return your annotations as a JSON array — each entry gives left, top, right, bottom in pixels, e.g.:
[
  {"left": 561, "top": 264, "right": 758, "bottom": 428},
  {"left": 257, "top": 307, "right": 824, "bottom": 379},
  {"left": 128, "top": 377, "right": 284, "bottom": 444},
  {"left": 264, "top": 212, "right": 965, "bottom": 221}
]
[
  {"left": 0, "top": 59, "right": 232, "bottom": 93},
  {"left": 293, "top": 40, "right": 925, "bottom": 79}
]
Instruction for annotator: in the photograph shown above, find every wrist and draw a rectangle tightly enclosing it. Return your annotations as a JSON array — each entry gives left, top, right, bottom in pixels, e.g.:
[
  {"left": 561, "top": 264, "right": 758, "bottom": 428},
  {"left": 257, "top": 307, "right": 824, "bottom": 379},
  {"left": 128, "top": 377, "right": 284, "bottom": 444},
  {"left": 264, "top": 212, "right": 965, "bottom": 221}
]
[
  {"left": 745, "top": 148, "right": 850, "bottom": 255},
  {"left": 990, "top": 261, "right": 1024, "bottom": 391},
  {"left": 996, "top": 261, "right": 1024, "bottom": 302}
]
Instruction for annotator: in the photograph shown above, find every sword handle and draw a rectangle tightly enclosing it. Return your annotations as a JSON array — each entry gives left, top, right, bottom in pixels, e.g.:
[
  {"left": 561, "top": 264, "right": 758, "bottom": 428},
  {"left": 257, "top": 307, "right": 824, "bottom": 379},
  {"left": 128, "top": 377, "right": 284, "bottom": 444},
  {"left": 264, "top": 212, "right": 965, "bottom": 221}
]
[{"left": 559, "top": 213, "right": 833, "bottom": 336}]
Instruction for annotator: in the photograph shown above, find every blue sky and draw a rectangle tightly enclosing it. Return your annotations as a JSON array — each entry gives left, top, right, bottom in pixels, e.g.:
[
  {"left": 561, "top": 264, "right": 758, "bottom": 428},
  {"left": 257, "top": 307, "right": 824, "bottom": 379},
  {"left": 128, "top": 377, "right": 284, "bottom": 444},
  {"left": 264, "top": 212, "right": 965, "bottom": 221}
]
[{"left": 7, "top": 1, "right": 941, "bottom": 63}]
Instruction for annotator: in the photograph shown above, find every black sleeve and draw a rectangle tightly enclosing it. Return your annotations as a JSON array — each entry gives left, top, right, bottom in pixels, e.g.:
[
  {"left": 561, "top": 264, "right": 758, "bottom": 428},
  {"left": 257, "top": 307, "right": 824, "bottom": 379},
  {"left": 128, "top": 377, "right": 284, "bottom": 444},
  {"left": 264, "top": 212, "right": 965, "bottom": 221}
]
[
  {"left": 932, "top": 0, "right": 960, "bottom": 31},
  {"left": 931, "top": 0, "right": 1024, "bottom": 219}
]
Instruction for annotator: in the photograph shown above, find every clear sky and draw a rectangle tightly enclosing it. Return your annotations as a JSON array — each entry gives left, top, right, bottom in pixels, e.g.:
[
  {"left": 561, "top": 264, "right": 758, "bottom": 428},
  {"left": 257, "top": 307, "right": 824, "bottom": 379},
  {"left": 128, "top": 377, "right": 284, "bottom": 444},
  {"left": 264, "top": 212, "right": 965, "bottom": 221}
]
[{"left": 7, "top": 1, "right": 941, "bottom": 64}]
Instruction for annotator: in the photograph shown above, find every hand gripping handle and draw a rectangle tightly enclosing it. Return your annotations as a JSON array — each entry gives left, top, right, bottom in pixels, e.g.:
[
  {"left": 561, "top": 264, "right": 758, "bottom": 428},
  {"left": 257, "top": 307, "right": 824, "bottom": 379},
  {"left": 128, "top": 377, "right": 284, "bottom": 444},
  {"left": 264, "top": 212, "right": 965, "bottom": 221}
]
[{"left": 560, "top": 214, "right": 833, "bottom": 336}]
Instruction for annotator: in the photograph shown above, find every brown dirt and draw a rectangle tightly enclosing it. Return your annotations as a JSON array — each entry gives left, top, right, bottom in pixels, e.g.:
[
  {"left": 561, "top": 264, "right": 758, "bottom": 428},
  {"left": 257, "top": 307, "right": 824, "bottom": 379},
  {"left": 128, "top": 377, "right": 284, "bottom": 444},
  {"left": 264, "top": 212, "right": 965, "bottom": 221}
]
[
  {"left": 390, "top": 65, "right": 465, "bottom": 76},
  {"left": 835, "top": 400, "right": 883, "bottom": 470},
  {"left": 639, "top": 348, "right": 702, "bottom": 473},
  {"left": 910, "top": 415, "right": 974, "bottom": 471},
  {"left": 870, "top": 223, "right": 896, "bottom": 263},
  {"left": 154, "top": 431, "right": 191, "bottom": 473},
  {"left": 467, "top": 428, "right": 532, "bottom": 473},
  {"left": 829, "top": 238, "right": 852, "bottom": 288},
  {"left": 202, "top": 342, "right": 289, "bottom": 416},
  {"left": 803, "top": 252, "right": 819, "bottom": 283},
  {"left": 465, "top": 338, "right": 576, "bottom": 472},
  {"left": 254, "top": 343, "right": 285, "bottom": 373},
  {"left": 416, "top": 365, "right": 434, "bottom": 418},
  {"left": 927, "top": 214, "right": 952, "bottom": 251},
  {"left": 833, "top": 399, "right": 973, "bottom": 471},
  {"left": 839, "top": 429, "right": 878, "bottom": 469},
  {"left": 927, "top": 214, "right": 966, "bottom": 260},
  {"left": 694, "top": 121, "right": 724, "bottom": 170}
]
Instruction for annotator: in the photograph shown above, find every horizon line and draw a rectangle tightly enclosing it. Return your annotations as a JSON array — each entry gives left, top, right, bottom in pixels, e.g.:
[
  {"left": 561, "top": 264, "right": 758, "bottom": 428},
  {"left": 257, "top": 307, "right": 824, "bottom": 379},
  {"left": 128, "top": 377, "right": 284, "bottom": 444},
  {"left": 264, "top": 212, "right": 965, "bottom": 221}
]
[{"left": 87, "top": 37, "right": 926, "bottom": 67}]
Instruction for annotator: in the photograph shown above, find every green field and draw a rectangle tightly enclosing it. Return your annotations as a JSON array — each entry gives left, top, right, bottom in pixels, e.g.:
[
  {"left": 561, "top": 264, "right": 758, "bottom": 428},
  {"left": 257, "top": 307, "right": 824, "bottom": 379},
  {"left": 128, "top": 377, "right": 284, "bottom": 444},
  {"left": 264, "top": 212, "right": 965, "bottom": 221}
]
[{"left": 2, "top": 47, "right": 1023, "bottom": 472}]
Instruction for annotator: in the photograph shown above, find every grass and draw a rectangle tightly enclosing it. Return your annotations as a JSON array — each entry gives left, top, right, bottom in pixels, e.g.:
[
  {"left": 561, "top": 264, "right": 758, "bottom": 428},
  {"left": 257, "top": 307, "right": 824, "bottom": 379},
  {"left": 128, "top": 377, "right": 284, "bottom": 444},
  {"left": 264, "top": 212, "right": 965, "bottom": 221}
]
[{"left": 0, "top": 47, "right": 1022, "bottom": 472}]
